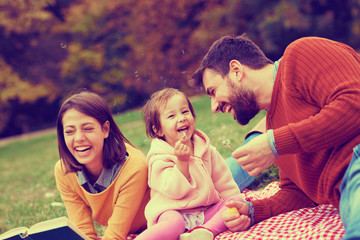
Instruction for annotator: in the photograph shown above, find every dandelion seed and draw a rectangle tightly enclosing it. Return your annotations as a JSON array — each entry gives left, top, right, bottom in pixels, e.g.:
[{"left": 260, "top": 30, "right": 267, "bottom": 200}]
[
  {"left": 60, "top": 42, "right": 67, "bottom": 48},
  {"left": 182, "top": 132, "right": 186, "bottom": 140},
  {"left": 219, "top": 136, "right": 234, "bottom": 151}
]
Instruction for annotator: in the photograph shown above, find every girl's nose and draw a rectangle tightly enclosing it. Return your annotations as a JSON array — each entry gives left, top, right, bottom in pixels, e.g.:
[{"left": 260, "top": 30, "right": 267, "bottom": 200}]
[{"left": 178, "top": 115, "right": 186, "bottom": 122}]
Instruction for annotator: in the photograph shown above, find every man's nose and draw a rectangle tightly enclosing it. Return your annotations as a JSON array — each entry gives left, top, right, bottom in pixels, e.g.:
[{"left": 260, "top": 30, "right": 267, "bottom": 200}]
[{"left": 211, "top": 98, "right": 220, "bottom": 113}]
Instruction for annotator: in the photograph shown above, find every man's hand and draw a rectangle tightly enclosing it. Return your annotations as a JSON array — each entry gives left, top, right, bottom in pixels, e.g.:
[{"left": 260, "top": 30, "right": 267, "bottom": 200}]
[
  {"left": 222, "top": 201, "right": 251, "bottom": 232},
  {"left": 232, "top": 133, "right": 275, "bottom": 176}
]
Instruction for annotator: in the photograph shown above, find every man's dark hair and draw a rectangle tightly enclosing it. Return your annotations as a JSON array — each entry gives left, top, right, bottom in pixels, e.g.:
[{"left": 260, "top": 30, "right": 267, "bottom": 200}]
[{"left": 191, "top": 34, "right": 273, "bottom": 87}]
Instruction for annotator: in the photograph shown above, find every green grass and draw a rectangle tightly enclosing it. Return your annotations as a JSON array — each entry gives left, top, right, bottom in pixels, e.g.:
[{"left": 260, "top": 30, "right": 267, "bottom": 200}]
[{"left": 0, "top": 94, "right": 277, "bottom": 234}]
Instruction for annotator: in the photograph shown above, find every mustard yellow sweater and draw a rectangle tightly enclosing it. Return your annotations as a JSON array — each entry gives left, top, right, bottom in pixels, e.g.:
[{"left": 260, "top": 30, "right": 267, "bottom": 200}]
[{"left": 54, "top": 144, "right": 150, "bottom": 240}]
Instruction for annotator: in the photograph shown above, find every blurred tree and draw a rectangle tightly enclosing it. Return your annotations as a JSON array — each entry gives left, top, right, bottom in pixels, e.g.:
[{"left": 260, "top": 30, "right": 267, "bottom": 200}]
[
  {"left": 0, "top": 0, "right": 65, "bottom": 136},
  {"left": 54, "top": 0, "right": 223, "bottom": 109},
  {"left": 0, "top": 0, "right": 359, "bottom": 137},
  {"left": 233, "top": 0, "right": 359, "bottom": 60}
]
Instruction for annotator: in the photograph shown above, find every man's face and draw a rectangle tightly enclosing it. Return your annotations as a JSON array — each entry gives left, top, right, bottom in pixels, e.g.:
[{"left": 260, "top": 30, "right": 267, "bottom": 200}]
[{"left": 202, "top": 68, "right": 260, "bottom": 125}]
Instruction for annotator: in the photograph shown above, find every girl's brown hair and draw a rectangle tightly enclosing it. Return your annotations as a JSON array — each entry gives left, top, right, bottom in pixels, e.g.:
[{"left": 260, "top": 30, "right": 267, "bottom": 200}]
[
  {"left": 142, "top": 88, "right": 196, "bottom": 139},
  {"left": 56, "top": 90, "right": 131, "bottom": 173}
]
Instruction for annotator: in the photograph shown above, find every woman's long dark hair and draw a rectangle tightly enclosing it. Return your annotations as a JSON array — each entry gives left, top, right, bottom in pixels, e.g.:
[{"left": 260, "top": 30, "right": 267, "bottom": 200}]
[{"left": 56, "top": 90, "right": 131, "bottom": 173}]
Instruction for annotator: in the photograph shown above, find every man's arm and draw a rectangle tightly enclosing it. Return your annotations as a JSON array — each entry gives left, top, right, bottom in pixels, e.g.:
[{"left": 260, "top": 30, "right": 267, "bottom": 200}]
[
  {"left": 222, "top": 175, "right": 316, "bottom": 231},
  {"left": 252, "top": 175, "right": 316, "bottom": 223}
]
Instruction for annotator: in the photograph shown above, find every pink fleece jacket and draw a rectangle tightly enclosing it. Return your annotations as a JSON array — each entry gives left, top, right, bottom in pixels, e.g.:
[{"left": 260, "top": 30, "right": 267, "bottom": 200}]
[{"left": 144, "top": 129, "right": 242, "bottom": 227}]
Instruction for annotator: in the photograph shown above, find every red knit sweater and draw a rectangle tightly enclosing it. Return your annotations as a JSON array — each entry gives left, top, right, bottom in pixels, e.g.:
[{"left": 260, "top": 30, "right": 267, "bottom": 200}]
[{"left": 253, "top": 37, "right": 360, "bottom": 224}]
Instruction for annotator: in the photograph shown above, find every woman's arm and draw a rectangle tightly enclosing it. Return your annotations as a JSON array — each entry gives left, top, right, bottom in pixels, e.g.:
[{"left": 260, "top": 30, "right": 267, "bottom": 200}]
[
  {"left": 101, "top": 150, "right": 148, "bottom": 240},
  {"left": 54, "top": 161, "right": 98, "bottom": 239}
]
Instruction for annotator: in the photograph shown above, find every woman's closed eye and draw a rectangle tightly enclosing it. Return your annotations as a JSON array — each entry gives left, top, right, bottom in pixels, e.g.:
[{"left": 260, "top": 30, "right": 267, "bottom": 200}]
[{"left": 64, "top": 129, "right": 74, "bottom": 135}]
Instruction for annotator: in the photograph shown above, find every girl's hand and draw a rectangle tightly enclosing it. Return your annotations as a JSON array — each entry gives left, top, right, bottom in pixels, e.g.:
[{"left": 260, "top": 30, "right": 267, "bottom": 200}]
[
  {"left": 174, "top": 138, "right": 191, "bottom": 161},
  {"left": 222, "top": 201, "right": 251, "bottom": 232}
]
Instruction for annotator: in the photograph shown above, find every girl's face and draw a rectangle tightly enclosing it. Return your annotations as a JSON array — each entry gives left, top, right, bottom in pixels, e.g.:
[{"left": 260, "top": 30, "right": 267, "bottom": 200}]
[
  {"left": 157, "top": 94, "right": 195, "bottom": 147},
  {"left": 62, "top": 108, "right": 109, "bottom": 172}
]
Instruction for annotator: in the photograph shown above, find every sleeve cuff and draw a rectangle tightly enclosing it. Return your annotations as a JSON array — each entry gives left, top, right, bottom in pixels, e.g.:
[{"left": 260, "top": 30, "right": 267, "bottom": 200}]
[
  {"left": 244, "top": 201, "right": 255, "bottom": 226},
  {"left": 267, "top": 129, "right": 279, "bottom": 157}
]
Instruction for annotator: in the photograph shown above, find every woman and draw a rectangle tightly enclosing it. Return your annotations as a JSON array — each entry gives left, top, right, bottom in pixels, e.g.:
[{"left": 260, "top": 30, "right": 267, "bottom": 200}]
[{"left": 54, "top": 90, "right": 149, "bottom": 240}]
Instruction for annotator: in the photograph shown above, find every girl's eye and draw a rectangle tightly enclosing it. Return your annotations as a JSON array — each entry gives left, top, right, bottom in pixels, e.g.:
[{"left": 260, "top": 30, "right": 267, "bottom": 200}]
[
  {"left": 84, "top": 128, "right": 94, "bottom": 131},
  {"left": 167, "top": 115, "right": 174, "bottom": 119},
  {"left": 182, "top": 110, "right": 189, "bottom": 114}
]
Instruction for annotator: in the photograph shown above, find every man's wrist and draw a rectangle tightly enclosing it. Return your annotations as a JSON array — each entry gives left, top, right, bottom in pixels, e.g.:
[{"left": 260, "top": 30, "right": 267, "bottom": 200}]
[
  {"left": 244, "top": 201, "right": 255, "bottom": 226},
  {"left": 267, "top": 129, "right": 279, "bottom": 157}
]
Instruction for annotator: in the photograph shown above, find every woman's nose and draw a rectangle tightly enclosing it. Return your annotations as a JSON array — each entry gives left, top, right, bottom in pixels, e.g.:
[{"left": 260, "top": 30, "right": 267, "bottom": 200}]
[{"left": 74, "top": 130, "right": 85, "bottom": 142}]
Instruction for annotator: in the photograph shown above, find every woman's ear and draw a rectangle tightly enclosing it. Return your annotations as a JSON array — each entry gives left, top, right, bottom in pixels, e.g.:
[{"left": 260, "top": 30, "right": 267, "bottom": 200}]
[{"left": 102, "top": 121, "right": 110, "bottom": 138}]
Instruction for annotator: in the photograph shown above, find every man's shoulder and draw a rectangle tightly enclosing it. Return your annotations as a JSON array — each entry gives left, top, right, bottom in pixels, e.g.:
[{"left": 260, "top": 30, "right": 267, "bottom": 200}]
[{"left": 287, "top": 36, "right": 341, "bottom": 52}]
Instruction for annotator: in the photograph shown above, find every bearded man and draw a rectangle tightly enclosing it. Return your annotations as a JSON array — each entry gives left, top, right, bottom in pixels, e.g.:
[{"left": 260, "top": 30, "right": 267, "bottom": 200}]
[{"left": 191, "top": 34, "right": 360, "bottom": 239}]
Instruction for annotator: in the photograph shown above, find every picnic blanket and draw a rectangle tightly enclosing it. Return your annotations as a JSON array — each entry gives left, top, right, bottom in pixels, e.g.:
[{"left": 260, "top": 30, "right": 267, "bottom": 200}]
[{"left": 127, "top": 182, "right": 345, "bottom": 239}]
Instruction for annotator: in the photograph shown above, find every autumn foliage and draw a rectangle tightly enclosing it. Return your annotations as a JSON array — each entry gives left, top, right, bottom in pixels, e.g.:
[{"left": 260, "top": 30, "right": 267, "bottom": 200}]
[{"left": 0, "top": 0, "right": 359, "bottom": 137}]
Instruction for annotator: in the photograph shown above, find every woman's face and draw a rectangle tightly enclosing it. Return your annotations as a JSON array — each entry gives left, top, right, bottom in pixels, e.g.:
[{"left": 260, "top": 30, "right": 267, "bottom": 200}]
[{"left": 62, "top": 108, "right": 109, "bottom": 171}]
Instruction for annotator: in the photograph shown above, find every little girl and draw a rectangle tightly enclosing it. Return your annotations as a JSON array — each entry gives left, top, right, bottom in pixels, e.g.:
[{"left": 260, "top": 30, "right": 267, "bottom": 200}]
[{"left": 136, "top": 88, "right": 244, "bottom": 240}]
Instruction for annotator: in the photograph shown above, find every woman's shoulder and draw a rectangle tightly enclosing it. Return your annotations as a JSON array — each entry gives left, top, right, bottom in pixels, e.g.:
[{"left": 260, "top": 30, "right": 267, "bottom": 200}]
[
  {"left": 54, "top": 160, "right": 65, "bottom": 175},
  {"left": 54, "top": 160, "right": 78, "bottom": 184},
  {"left": 126, "top": 143, "right": 145, "bottom": 157},
  {"left": 125, "top": 143, "right": 147, "bottom": 167}
]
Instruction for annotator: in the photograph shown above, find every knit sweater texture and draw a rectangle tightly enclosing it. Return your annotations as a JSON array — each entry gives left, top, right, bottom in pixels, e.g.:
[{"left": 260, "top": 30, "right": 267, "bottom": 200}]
[
  {"left": 145, "top": 129, "right": 242, "bottom": 227},
  {"left": 54, "top": 144, "right": 150, "bottom": 240},
  {"left": 252, "top": 37, "right": 360, "bottom": 224}
]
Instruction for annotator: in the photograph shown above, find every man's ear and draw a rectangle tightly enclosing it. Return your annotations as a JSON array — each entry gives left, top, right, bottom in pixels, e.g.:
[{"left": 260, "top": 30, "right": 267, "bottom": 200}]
[{"left": 229, "top": 60, "right": 244, "bottom": 82}]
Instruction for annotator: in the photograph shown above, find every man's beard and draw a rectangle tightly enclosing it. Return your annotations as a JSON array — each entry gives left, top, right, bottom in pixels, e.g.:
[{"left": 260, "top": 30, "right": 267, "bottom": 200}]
[{"left": 228, "top": 83, "right": 260, "bottom": 125}]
